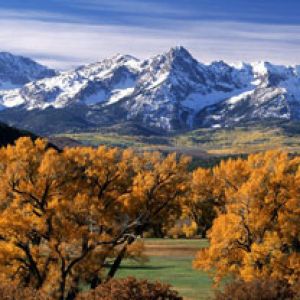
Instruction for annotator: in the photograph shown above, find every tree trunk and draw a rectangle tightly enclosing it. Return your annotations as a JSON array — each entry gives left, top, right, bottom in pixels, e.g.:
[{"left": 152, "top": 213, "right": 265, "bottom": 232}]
[
  {"left": 106, "top": 244, "right": 128, "bottom": 281},
  {"left": 106, "top": 235, "right": 136, "bottom": 281},
  {"left": 152, "top": 223, "right": 164, "bottom": 238},
  {"left": 90, "top": 275, "right": 101, "bottom": 289},
  {"left": 58, "top": 273, "right": 67, "bottom": 300},
  {"left": 66, "top": 276, "right": 80, "bottom": 300}
]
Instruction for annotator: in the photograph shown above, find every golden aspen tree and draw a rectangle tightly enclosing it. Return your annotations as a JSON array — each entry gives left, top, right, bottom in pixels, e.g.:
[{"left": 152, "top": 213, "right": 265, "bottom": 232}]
[
  {"left": 194, "top": 151, "right": 300, "bottom": 289},
  {"left": 108, "top": 152, "right": 190, "bottom": 278},
  {"left": 0, "top": 138, "right": 190, "bottom": 300},
  {"left": 182, "top": 168, "right": 216, "bottom": 238}
]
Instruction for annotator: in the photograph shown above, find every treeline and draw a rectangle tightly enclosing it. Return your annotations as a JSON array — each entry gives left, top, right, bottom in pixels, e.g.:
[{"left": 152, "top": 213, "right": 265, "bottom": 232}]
[{"left": 0, "top": 138, "right": 299, "bottom": 299}]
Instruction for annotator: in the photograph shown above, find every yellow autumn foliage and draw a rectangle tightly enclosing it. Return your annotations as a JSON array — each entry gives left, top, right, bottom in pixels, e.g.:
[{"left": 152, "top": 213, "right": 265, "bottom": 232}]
[
  {"left": 194, "top": 151, "right": 300, "bottom": 288},
  {"left": 0, "top": 138, "right": 190, "bottom": 300}
]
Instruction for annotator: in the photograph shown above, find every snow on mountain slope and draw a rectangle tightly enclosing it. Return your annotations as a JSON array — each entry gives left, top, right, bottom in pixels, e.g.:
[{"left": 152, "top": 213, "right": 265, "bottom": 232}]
[
  {"left": 0, "top": 52, "right": 56, "bottom": 90},
  {"left": 0, "top": 47, "right": 299, "bottom": 133},
  {"left": 196, "top": 61, "right": 300, "bottom": 127},
  {"left": 0, "top": 54, "right": 140, "bottom": 110},
  {"left": 123, "top": 47, "right": 255, "bottom": 130}
]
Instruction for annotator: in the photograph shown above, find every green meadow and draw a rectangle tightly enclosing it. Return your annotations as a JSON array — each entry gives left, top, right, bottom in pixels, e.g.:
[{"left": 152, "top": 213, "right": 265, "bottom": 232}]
[{"left": 116, "top": 239, "right": 216, "bottom": 300}]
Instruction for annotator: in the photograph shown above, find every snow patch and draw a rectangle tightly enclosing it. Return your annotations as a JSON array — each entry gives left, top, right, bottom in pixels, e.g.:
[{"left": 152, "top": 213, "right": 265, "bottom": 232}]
[
  {"left": 0, "top": 89, "right": 25, "bottom": 107},
  {"left": 146, "top": 73, "right": 169, "bottom": 90},
  {"left": 227, "top": 90, "right": 254, "bottom": 104},
  {"left": 106, "top": 77, "right": 136, "bottom": 105},
  {"left": 182, "top": 88, "right": 253, "bottom": 112},
  {"left": 107, "top": 87, "right": 135, "bottom": 105}
]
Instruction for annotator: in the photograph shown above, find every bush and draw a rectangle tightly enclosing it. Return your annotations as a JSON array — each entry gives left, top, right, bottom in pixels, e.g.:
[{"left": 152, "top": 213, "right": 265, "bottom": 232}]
[
  {"left": 214, "top": 278, "right": 298, "bottom": 300},
  {"left": 0, "top": 283, "right": 50, "bottom": 300},
  {"left": 76, "top": 277, "right": 182, "bottom": 300}
]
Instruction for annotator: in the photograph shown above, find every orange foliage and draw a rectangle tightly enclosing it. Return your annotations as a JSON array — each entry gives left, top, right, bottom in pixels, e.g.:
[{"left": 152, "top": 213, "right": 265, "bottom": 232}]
[
  {"left": 0, "top": 138, "right": 189, "bottom": 300},
  {"left": 214, "top": 278, "right": 299, "bottom": 300},
  {"left": 194, "top": 151, "right": 300, "bottom": 287},
  {"left": 182, "top": 168, "right": 216, "bottom": 238},
  {"left": 76, "top": 277, "right": 182, "bottom": 300}
]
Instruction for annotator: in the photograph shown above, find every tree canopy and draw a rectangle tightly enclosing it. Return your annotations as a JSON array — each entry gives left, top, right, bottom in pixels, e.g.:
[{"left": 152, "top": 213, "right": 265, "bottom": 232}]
[
  {"left": 194, "top": 151, "right": 300, "bottom": 286},
  {"left": 1, "top": 138, "right": 299, "bottom": 298},
  {"left": 0, "top": 138, "right": 189, "bottom": 300}
]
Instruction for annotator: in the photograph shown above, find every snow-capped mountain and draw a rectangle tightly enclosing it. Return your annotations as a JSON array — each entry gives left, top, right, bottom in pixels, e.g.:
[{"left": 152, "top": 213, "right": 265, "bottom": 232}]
[
  {"left": 0, "top": 54, "right": 140, "bottom": 110},
  {"left": 0, "top": 47, "right": 299, "bottom": 134},
  {"left": 0, "top": 52, "right": 56, "bottom": 91},
  {"left": 196, "top": 62, "right": 300, "bottom": 127}
]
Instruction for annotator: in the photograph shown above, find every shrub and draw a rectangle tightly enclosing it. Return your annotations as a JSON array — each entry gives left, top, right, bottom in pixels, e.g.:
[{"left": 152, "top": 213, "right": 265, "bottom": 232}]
[
  {"left": 214, "top": 278, "right": 299, "bottom": 300},
  {"left": 76, "top": 277, "right": 182, "bottom": 300},
  {"left": 0, "top": 283, "right": 50, "bottom": 300}
]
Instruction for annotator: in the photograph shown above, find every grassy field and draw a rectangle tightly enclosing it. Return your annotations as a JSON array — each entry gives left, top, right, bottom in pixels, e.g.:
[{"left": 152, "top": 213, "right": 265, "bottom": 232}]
[
  {"left": 173, "top": 125, "right": 300, "bottom": 155},
  {"left": 115, "top": 239, "right": 215, "bottom": 300},
  {"left": 56, "top": 123, "right": 300, "bottom": 157}
]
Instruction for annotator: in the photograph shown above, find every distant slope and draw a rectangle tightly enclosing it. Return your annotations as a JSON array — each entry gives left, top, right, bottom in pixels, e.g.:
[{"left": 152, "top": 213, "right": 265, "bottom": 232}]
[
  {"left": 57, "top": 121, "right": 300, "bottom": 156},
  {"left": 0, "top": 122, "right": 78, "bottom": 150},
  {"left": 174, "top": 121, "right": 300, "bottom": 155},
  {"left": 0, "top": 121, "right": 37, "bottom": 147},
  {"left": 47, "top": 136, "right": 82, "bottom": 149}
]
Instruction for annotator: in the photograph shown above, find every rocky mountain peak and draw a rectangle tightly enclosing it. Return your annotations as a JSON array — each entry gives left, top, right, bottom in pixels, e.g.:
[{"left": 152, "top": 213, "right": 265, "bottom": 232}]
[
  {"left": 0, "top": 48, "right": 299, "bottom": 134},
  {"left": 166, "top": 46, "right": 194, "bottom": 60}
]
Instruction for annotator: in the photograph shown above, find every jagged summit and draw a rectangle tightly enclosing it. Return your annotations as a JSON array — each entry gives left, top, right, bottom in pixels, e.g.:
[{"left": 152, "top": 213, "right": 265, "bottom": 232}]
[
  {"left": 153, "top": 46, "right": 197, "bottom": 69},
  {"left": 0, "top": 48, "right": 299, "bottom": 134},
  {"left": 166, "top": 46, "right": 194, "bottom": 59},
  {"left": 0, "top": 52, "right": 56, "bottom": 90}
]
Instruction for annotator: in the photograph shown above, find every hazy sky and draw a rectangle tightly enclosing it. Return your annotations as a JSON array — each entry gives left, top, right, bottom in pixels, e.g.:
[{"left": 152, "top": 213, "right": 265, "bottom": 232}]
[{"left": 1, "top": 0, "right": 299, "bottom": 69}]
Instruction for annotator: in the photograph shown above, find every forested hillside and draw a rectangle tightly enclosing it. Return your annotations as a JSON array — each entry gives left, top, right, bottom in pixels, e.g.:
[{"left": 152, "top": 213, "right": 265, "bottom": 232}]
[{"left": 0, "top": 122, "right": 36, "bottom": 147}]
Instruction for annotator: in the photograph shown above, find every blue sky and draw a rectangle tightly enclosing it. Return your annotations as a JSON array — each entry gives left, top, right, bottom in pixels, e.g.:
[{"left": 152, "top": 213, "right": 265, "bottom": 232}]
[{"left": 0, "top": 0, "right": 299, "bottom": 69}]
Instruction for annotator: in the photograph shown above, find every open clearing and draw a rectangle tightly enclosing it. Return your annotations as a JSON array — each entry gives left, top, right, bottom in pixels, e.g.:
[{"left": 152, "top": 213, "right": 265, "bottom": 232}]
[
  {"left": 57, "top": 123, "right": 300, "bottom": 157},
  {"left": 116, "top": 239, "right": 215, "bottom": 300}
]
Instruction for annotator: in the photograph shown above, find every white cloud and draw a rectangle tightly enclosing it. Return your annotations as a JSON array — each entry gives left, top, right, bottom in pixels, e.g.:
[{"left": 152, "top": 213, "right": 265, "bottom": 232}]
[{"left": 0, "top": 10, "right": 299, "bottom": 69}]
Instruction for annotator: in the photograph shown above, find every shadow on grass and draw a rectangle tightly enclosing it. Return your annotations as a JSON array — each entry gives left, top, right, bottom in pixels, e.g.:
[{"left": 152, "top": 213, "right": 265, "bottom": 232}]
[{"left": 118, "top": 265, "right": 170, "bottom": 270}]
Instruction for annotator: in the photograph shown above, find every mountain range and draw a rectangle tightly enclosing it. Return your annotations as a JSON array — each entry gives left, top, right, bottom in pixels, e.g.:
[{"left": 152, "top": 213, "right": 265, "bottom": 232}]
[{"left": 0, "top": 47, "right": 299, "bottom": 135}]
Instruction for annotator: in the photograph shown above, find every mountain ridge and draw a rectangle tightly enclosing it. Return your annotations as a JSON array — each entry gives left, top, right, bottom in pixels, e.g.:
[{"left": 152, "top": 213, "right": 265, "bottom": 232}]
[
  {"left": 0, "top": 52, "right": 57, "bottom": 91},
  {"left": 0, "top": 47, "right": 299, "bottom": 135}
]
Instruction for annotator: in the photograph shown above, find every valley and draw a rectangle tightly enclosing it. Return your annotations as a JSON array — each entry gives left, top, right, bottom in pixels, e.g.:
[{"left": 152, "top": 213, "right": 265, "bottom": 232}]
[{"left": 56, "top": 122, "right": 300, "bottom": 157}]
